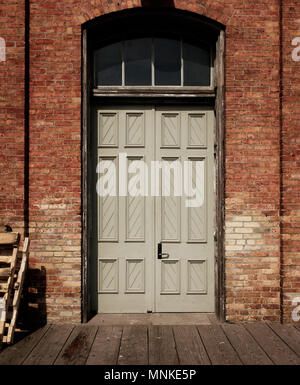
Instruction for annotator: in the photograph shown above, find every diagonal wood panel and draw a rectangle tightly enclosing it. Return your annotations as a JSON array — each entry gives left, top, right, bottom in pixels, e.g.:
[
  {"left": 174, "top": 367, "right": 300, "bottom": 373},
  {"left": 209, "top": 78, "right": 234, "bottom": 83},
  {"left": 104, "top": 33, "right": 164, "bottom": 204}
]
[
  {"left": 127, "top": 113, "right": 144, "bottom": 146},
  {"left": 127, "top": 259, "right": 144, "bottom": 292},
  {"left": 127, "top": 196, "right": 144, "bottom": 240},
  {"left": 188, "top": 114, "right": 206, "bottom": 148},
  {"left": 162, "top": 114, "right": 179, "bottom": 147},
  {"left": 99, "top": 113, "right": 118, "bottom": 147},
  {"left": 100, "top": 196, "right": 117, "bottom": 240}
]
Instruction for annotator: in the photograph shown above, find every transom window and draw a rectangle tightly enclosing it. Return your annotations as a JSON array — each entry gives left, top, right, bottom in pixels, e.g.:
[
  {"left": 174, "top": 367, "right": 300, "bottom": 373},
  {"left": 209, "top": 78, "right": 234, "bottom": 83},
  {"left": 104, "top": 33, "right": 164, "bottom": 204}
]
[{"left": 94, "top": 36, "right": 211, "bottom": 87}]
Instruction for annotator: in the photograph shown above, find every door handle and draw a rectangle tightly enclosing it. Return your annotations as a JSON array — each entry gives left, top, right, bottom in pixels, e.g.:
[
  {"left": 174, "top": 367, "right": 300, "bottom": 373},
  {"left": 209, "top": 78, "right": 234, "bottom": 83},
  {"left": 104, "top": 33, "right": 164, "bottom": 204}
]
[{"left": 158, "top": 243, "right": 169, "bottom": 260}]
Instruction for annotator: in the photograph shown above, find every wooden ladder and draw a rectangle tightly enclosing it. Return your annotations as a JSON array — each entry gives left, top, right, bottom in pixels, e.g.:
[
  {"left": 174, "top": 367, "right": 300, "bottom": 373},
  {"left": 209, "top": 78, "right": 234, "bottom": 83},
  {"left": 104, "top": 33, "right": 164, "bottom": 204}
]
[{"left": 0, "top": 232, "right": 29, "bottom": 347}]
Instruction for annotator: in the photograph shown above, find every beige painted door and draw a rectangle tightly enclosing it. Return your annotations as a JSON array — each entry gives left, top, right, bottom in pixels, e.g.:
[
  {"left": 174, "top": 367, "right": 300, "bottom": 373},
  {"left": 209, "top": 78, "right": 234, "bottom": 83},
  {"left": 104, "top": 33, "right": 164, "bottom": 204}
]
[
  {"left": 155, "top": 107, "right": 215, "bottom": 312},
  {"left": 97, "top": 106, "right": 154, "bottom": 313},
  {"left": 97, "top": 106, "right": 215, "bottom": 313}
]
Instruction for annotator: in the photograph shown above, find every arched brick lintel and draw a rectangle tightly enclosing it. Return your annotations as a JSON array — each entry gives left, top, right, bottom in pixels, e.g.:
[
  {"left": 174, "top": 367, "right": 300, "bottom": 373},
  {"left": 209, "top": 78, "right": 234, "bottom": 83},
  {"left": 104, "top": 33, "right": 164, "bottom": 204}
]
[{"left": 72, "top": 0, "right": 231, "bottom": 28}]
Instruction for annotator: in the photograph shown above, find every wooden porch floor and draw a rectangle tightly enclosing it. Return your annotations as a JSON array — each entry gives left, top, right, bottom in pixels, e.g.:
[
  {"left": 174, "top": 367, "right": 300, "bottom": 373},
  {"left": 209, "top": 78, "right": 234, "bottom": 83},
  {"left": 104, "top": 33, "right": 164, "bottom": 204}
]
[{"left": 0, "top": 323, "right": 300, "bottom": 365}]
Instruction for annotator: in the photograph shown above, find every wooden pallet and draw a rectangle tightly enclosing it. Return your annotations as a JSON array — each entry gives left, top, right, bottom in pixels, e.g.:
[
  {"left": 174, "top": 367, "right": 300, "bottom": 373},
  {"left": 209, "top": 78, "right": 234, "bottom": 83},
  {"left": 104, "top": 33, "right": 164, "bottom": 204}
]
[{"left": 0, "top": 232, "right": 29, "bottom": 347}]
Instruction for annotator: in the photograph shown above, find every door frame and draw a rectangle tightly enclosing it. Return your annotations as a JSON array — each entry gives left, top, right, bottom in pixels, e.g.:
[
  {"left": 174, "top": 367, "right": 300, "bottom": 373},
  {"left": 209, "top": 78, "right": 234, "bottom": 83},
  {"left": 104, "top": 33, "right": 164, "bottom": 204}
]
[{"left": 81, "top": 10, "right": 226, "bottom": 322}]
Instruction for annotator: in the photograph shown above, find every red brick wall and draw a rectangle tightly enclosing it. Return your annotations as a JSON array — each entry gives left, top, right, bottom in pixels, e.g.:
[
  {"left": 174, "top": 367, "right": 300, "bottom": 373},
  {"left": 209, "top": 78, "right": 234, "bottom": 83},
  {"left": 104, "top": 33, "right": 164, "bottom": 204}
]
[
  {"left": 0, "top": 0, "right": 25, "bottom": 234},
  {"left": 29, "top": 1, "right": 82, "bottom": 322},
  {"left": 224, "top": 1, "right": 281, "bottom": 322},
  {"left": 281, "top": 0, "right": 300, "bottom": 323},
  {"left": 1, "top": 0, "right": 298, "bottom": 323}
]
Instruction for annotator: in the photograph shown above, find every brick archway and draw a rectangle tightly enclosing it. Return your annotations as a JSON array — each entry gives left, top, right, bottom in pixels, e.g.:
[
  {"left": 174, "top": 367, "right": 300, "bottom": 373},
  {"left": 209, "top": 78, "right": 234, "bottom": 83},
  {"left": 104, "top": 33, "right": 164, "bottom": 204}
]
[{"left": 72, "top": 0, "right": 233, "bottom": 27}]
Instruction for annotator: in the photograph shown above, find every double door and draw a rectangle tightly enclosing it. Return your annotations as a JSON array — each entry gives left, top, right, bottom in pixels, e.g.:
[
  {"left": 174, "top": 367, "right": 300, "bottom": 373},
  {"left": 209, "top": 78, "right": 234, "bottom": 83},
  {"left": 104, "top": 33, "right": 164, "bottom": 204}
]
[{"left": 96, "top": 105, "right": 215, "bottom": 313}]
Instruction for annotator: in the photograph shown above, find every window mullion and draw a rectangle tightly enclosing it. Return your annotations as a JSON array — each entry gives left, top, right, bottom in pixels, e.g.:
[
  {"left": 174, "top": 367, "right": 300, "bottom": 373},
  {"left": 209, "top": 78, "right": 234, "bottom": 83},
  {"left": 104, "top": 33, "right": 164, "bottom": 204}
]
[
  {"left": 181, "top": 38, "right": 183, "bottom": 86},
  {"left": 122, "top": 41, "right": 125, "bottom": 86},
  {"left": 152, "top": 37, "right": 155, "bottom": 86}
]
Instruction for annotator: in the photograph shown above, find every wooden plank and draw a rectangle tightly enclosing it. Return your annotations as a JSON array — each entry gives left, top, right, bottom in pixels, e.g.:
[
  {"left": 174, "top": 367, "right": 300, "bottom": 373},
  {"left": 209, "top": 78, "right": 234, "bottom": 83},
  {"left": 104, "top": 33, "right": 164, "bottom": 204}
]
[
  {"left": 0, "top": 268, "right": 11, "bottom": 277},
  {"left": 0, "top": 283, "right": 8, "bottom": 292},
  {"left": 6, "top": 238, "right": 29, "bottom": 344},
  {"left": 81, "top": 27, "right": 90, "bottom": 324},
  {"left": 0, "top": 256, "right": 11, "bottom": 264},
  {"left": 54, "top": 325, "right": 98, "bottom": 365},
  {"left": 118, "top": 326, "right": 148, "bottom": 365},
  {"left": 0, "top": 325, "right": 51, "bottom": 365},
  {"left": 148, "top": 326, "right": 178, "bottom": 365},
  {"left": 93, "top": 87, "right": 215, "bottom": 98},
  {"left": 0, "top": 233, "right": 19, "bottom": 245},
  {"left": 0, "top": 298, "right": 6, "bottom": 349},
  {"left": 23, "top": 324, "right": 74, "bottom": 365},
  {"left": 173, "top": 326, "right": 210, "bottom": 365},
  {"left": 13, "top": 239, "right": 29, "bottom": 298},
  {"left": 215, "top": 29, "right": 226, "bottom": 321},
  {"left": 86, "top": 326, "right": 122, "bottom": 365},
  {"left": 246, "top": 323, "right": 300, "bottom": 365},
  {"left": 197, "top": 325, "right": 242, "bottom": 365},
  {"left": 222, "top": 324, "right": 273, "bottom": 365},
  {"left": 2, "top": 245, "right": 18, "bottom": 302},
  {"left": 268, "top": 323, "right": 300, "bottom": 357},
  {"left": 0, "top": 245, "right": 18, "bottom": 346}
]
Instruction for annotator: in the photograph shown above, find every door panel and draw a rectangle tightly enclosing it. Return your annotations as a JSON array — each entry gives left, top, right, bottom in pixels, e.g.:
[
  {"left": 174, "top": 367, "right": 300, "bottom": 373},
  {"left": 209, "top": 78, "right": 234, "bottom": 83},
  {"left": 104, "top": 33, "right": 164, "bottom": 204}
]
[
  {"left": 155, "top": 107, "right": 215, "bottom": 312},
  {"left": 96, "top": 105, "right": 215, "bottom": 313},
  {"left": 97, "top": 106, "right": 154, "bottom": 313}
]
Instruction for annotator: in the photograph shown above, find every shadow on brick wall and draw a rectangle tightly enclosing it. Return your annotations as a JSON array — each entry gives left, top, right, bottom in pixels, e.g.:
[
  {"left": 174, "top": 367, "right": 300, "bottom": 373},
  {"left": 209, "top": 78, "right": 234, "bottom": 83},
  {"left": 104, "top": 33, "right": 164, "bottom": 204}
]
[{"left": 18, "top": 266, "right": 47, "bottom": 332}]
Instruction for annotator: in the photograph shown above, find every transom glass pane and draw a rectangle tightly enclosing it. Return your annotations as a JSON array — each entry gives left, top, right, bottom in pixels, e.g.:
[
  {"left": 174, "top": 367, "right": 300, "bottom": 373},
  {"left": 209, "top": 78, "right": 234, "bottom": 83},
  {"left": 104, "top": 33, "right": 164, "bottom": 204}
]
[
  {"left": 154, "top": 37, "right": 181, "bottom": 86},
  {"left": 94, "top": 36, "right": 211, "bottom": 87},
  {"left": 183, "top": 41, "right": 210, "bottom": 86},
  {"left": 125, "top": 38, "right": 152, "bottom": 86},
  {"left": 95, "top": 42, "right": 122, "bottom": 86}
]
